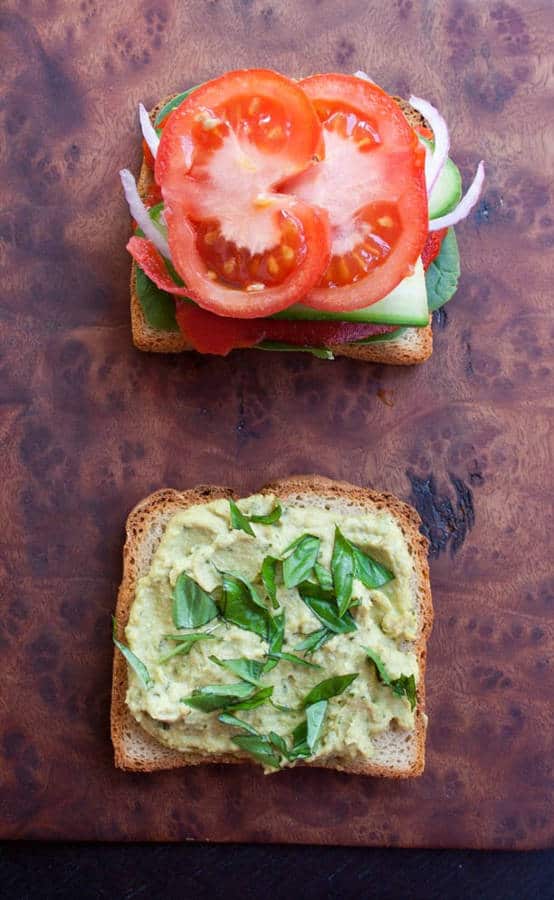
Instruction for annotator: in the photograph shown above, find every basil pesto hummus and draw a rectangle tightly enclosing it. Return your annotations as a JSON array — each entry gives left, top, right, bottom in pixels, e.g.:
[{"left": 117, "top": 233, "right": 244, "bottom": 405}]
[{"left": 123, "top": 494, "right": 419, "bottom": 771}]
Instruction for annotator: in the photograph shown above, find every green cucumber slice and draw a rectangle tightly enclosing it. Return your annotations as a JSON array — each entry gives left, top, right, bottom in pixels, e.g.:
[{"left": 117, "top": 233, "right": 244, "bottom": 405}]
[
  {"left": 273, "top": 258, "right": 428, "bottom": 326},
  {"left": 419, "top": 138, "right": 462, "bottom": 219}
]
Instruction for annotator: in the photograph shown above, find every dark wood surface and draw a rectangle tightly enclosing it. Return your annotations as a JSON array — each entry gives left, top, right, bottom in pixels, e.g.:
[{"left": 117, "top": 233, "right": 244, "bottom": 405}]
[{"left": 1, "top": 0, "right": 553, "bottom": 848}]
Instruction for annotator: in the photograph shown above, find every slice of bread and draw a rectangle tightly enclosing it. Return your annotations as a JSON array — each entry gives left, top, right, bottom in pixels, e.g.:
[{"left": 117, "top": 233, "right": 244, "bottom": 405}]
[
  {"left": 128, "top": 93, "right": 433, "bottom": 364},
  {"left": 111, "top": 475, "right": 432, "bottom": 777}
]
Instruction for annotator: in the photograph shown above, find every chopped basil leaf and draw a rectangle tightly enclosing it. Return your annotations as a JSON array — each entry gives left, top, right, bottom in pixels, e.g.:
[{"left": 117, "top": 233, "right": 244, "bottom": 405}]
[
  {"left": 159, "top": 632, "right": 216, "bottom": 664},
  {"left": 112, "top": 617, "right": 152, "bottom": 689},
  {"left": 314, "top": 563, "right": 334, "bottom": 592},
  {"left": 229, "top": 499, "right": 255, "bottom": 536},
  {"left": 425, "top": 227, "right": 460, "bottom": 312},
  {"left": 294, "top": 627, "right": 335, "bottom": 654},
  {"left": 217, "top": 712, "right": 260, "bottom": 736},
  {"left": 306, "top": 699, "right": 327, "bottom": 752},
  {"left": 282, "top": 534, "right": 321, "bottom": 588},
  {"left": 219, "top": 573, "right": 271, "bottom": 639},
  {"left": 172, "top": 572, "right": 218, "bottom": 630},
  {"left": 182, "top": 682, "right": 254, "bottom": 712},
  {"left": 210, "top": 656, "right": 264, "bottom": 686},
  {"left": 261, "top": 556, "right": 280, "bottom": 608},
  {"left": 331, "top": 527, "right": 355, "bottom": 616},
  {"left": 365, "top": 648, "right": 417, "bottom": 710},
  {"left": 352, "top": 546, "right": 394, "bottom": 589},
  {"left": 288, "top": 720, "right": 310, "bottom": 760},
  {"left": 268, "top": 731, "right": 288, "bottom": 756},
  {"left": 270, "top": 699, "right": 299, "bottom": 713},
  {"left": 230, "top": 685, "right": 274, "bottom": 710},
  {"left": 302, "top": 673, "right": 358, "bottom": 707},
  {"left": 263, "top": 611, "right": 285, "bottom": 673},
  {"left": 231, "top": 734, "right": 281, "bottom": 769},
  {"left": 298, "top": 582, "right": 357, "bottom": 634},
  {"left": 250, "top": 504, "right": 282, "bottom": 525},
  {"left": 269, "top": 651, "right": 322, "bottom": 670}
]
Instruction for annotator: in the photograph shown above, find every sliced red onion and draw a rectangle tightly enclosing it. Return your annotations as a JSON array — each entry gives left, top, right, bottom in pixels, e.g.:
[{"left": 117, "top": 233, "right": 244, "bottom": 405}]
[
  {"left": 139, "top": 102, "right": 159, "bottom": 159},
  {"left": 409, "top": 95, "right": 450, "bottom": 196},
  {"left": 119, "top": 168, "right": 170, "bottom": 258},
  {"left": 354, "top": 70, "right": 376, "bottom": 84},
  {"left": 429, "top": 161, "right": 485, "bottom": 230}
]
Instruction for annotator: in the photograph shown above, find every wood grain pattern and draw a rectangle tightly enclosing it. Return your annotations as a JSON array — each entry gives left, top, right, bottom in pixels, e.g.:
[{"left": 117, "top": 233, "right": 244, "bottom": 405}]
[{"left": 1, "top": 0, "right": 553, "bottom": 848}]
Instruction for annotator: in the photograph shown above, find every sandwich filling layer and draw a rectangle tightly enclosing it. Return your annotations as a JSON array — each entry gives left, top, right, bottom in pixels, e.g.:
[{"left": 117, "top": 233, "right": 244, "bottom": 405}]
[{"left": 124, "top": 494, "right": 419, "bottom": 770}]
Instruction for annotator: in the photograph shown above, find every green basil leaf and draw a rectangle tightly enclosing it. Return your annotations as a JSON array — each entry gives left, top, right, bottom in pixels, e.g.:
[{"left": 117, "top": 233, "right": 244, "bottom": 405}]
[
  {"left": 134, "top": 266, "right": 180, "bottom": 332},
  {"left": 219, "top": 573, "right": 271, "bottom": 639},
  {"left": 268, "top": 731, "right": 288, "bottom": 756},
  {"left": 331, "top": 527, "right": 355, "bottom": 616},
  {"left": 352, "top": 546, "right": 394, "bottom": 589},
  {"left": 230, "top": 685, "right": 274, "bottom": 711},
  {"left": 228, "top": 499, "right": 256, "bottom": 536},
  {"left": 210, "top": 656, "right": 264, "bottom": 686},
  {"left": 282, "top": 535, "right": 320, "bottom": 588},
  {"left": 231, "top": 734, "right": 281, "bottom": 769},
  {"left": 269, "top": 651, "right": 322, "bottom": 670},
  {"left": 288, "top": 720, "right": 310, "bottom": 760},
  {"left": 299, "top": 582, "right": 357, "bottom": 635},
  {"left": 182, "top": 682, "right": 254, "bottom": 712},
  {"left": 425, "top": 227, "right": 460, "bottom": 312},
  {"left": 255, "top": 341, "right": 335, "bottom": 360},
  {"left": 364, "top": 648, "right": 392, "bottom": 685},
  {"left": 314, "top": 563, "right": 334, "bottom": 592},
  {"left": 263, "top": 612, "right": 285, "bottom": 672},
  {"left": 158, "top": 632, "right": 216, "bottom": 664},
  {"left": 112, "top": 617, "right": 152, "bottom": 689},
  {"left": 218, "top": 712, "right": 260, "bottom": 736},
  {"left": 303, "top": 673, "right": 358, "bottom": 707},
  {"left": 365, "top": 648, "right": 417, "bottom": 711},
  {"left": 306, "top": 699, "right": 327, "bottom": 752},
  {"left": 261, "top": 556, "right": 280, "bottom": 608},
  {"left": 294, "top": 628, "right": 334, "bottom": 654},
  {"left": 172, "top": 572, "right": 218, "bottom": 630},
  {"left": 250, "top": 504, "right": 282, "bottom": 525},
  {"left": 219, "top": 570, "right": 266, "bottom": 609},
  {"left": 270, "top": 699, "right": 299, "bottom": 713}
]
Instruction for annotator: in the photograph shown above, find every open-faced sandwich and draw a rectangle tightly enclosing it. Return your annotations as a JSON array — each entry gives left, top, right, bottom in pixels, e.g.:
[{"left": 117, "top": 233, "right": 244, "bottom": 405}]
[
  {"left": 121, "top": 69, "right": 484, "bottom": 362},
  {"left": 111, "top": 476, "right": 432, "bottom": 776}
]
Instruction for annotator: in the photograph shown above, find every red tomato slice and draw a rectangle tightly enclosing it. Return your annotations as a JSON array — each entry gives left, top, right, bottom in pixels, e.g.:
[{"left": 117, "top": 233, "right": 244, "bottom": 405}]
[
  {"left": 127, "top": 237, "right": 189, "bottom": 296},
  {"left": 175, "top": 301, "right": 396, "bottom": 355},
  {"left": 155, "top": 69, "right": 330, "bottom": 318},
  {"left": 282, "top": 74, "right": 428, "bottom": 311},
  {"left": 421, "top": 228, "right": 447, "bottom": 270}
]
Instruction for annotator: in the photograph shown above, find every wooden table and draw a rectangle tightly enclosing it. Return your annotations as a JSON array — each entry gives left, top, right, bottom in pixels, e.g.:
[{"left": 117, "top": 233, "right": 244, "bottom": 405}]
[{"left": 1, "top": 0, "right": 553, "bottom": 848}]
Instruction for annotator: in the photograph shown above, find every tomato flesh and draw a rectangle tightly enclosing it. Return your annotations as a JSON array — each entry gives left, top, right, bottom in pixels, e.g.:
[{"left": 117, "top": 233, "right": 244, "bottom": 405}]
[
  {"left": 421, "top": 228, "right": 447, "bottom": 270},
  {"left": 283, "top": 74, "right": 428, "bottom": 311},
  {"left": 127, "top": 236, "right": 188, "bottom": 296},
  {"left": 175, "top": 301, "right": 396, "bottom": 355}
]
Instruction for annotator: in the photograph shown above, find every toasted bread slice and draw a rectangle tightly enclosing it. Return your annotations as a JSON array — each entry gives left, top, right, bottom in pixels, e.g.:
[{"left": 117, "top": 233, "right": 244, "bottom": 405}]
[
  {"left": 128, "top": 93, "right": 433, "bottom": 364},
  {"left": 111, "top": 475, "right": 432, "bottom": 777}
]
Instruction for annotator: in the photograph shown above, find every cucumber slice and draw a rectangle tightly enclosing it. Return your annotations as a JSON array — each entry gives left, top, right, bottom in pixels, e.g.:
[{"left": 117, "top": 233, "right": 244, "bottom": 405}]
[
  {"left": 419, "top": 137, "right": 462, "bottom": 219},
  {"left": 273, "top": 258, "right": 428, "bottom": 326}
]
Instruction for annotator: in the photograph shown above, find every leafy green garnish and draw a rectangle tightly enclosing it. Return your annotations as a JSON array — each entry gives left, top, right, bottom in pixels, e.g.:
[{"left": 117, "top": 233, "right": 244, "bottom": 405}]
[
  {"left": 231, "top": 734, "right": 281, "bottom": 769},
  {"left": 261, "top": 556, "right": 280, "bottom": 608},
  {"left": 298, "top": 582, "right": 357, "bottom": 634},
  {"left": 306, "top": 699, "right": 327, "bottom": 751},
  {"left": 268, "top": 651, "right": 322, "bottom": 670},
  {"left": 268, "top": 731, "right": 288, "bottom": 756},
  {"left": 331, "top": 527, "right": 355, "bottom": 616},
  {"left": 172, "top": 572, "right": 219, "bottom": 630},
  {"left": 217, "top": 712, "right": 260, "bottom": 736},
  {"left": 263, "top": 612, "right": 285, "bottom": 673},
  {"left": 282, "top": 535, "right": 321, "bottom": 588},
  {"left": 158, "top": 632, "right": 216, "bottom": 664},
  {"left": 210, "top": 656, "right": 264, "bottom": 686},
  {"left": 229, "top": 685, "right": 274, "bottom": 710},
  {"left": 112, "top": 617, "right": 152, "bottom": 689},
  {"left": 351, "top": 545, "right": 394, "bottom": 590},
  {"left": 425, "top": 227, "right": 460, "bottom": 312},
  {"left": 250, "top": 504, "right": 282, "bottom": 525},
  {"left": 228, "top": 499, "right": 256, "bottom": 536},
  {"left": 134, "top": 267, "right": 180, "bottom": 332},
  {"left": 182, "top": 682, "right": 254, "bottom": 712},
  {"left": 219, "top": 573, "right": 271, "bottom": 639},
  {"left": 154, "top": 86, "right": 200, "bottom": 126},
  {"left": 255, "top": 341, "right": 334, "bottom": 360},
  {"left": 294, "top": 627, "right": 335, "bottom": 654},
  {"left": 365, "top": 648, "right": 417, "bottom": 710},
  {"left": 302, "top": 673, "right": 358, "bottom": 707},
  {"left": 314, "top": 563, "right": 334, "bottom": 592}
]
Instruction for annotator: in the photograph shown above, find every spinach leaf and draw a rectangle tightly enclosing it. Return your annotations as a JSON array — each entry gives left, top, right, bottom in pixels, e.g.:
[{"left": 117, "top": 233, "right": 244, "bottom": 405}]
[
  {"left": 158, "top": 632, "right": 216, "bottom": 664},
  {"left": 134, "top": 266, "right": 180, "bottom": 332},
  {"left": 294, "top": 628, "right": 334, "bottom": 654},
  {"left": 306, "top": 699, "right": 327, "bottom": 752},
  {"left": 217, "top": 712, "right": 260, "bottom": 736},
  {"left": 268, "top": 651, "right": 322, "bottom": 670},
  {"left": 231, "top": 734, "right": 282, "bottom": 769},
  {"left": 282, "top": 535, "right": 321, "bottom": 588},
  {"left": 219, "top": 573, "right": 271, "bottom": 639},
  {"left": 210, "top": 656, "right": 264, "bottom": 686},
  {"left": 425, "top": 227, "right": 460, "bottom": 312},
  {"left": 261, "top": 556, "right": 280, "bottom": 608},
  {"left": 182, "top": 682, "right": 254, "bottom": 712},
  {"left": 365, "top": 648, "right": 417, "bottom": 710},
  {"left": 112, "top": 617, "right": 152, "bottom": 689},
  {"left": 172, "top": 572, "right": 219, "bottom": 630},
  {"left": 314, "top": 563, "right": 334, "bottom": 592},
  {"left": 263, "top": 612, "right": 285, "bottom": 673},
  {"left": 230, "top": 685, "right": 274, "bottom": 710},
  {"left": 250, "top": 504, "right": 282, "bottom": 525},
  {"left": 228, "top": 499, "right": 255, "bottom": 536},
  {"left": 299, "top": 582, "right": 357, "bottom": 634},
  {"left": 302, "top": 673, "right": 358, "bottom": 707},
  {"left": 331, "top": 527, "right": 355, "bottom": 616},
  {"left": 352, "top": 546, "right": 394, "bottom": 589}
]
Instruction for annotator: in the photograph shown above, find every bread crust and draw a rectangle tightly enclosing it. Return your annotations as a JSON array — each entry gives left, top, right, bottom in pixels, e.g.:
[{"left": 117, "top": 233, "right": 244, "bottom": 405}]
[
  {"left": 128, "top": 94, "right": 433, "bottom": 364},
  {"left": 111, "top": 476, "right": 432, "bottom": 777}
]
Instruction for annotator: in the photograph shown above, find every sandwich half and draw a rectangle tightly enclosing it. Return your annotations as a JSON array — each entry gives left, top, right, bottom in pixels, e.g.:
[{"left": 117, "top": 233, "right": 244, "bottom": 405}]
[
  {"left": 111, "top": 475, "right": 433, "bottom": 777},
  {"left": 121, "top": 70, "right": 483, "bottom": 363}
]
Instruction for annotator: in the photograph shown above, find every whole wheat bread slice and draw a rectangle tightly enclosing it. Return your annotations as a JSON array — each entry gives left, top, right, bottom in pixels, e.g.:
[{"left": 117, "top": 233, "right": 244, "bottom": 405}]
[
  {"left": 111, "top": 475, "right": 432, "bottom": 777},
  {"left": 128, "top": 94, "right": 433, "bottom": 364}
]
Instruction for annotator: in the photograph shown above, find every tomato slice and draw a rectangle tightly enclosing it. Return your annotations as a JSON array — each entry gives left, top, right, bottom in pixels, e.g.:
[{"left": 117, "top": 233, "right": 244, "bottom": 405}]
[
  {"left": 127, "top": 237, "right": 189, "bottom": 296},
  {"left": 282, "top": 74, "right": 428, "bottom": 311},
  {"left": 421, "top": 228, "right": 447, "bottom": 270},
  {"left": 175, "top": 301, "right": 396, "bottom": 355},
  {"left": 155, "top": 69, "right": 330, "bottom": 318}
]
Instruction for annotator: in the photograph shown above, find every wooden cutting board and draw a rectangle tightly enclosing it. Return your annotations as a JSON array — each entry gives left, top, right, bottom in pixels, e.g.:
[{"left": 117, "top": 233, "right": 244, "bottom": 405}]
[{"left": 1, "top": 0, "right": 553, "bottom": 848}]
